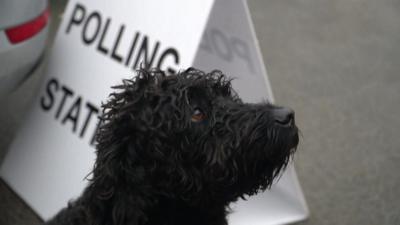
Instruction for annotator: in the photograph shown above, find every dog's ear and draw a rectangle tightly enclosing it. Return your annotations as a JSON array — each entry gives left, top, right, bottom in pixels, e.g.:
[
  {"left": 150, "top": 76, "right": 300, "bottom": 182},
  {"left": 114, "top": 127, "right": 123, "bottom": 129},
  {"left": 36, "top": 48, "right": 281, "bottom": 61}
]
[
  {"left": 86, "top": 70, "right": 169, "bottom": 225},
  {"left": 91, "top": 68, "right": 179, "bottom": 189},
  {"left": 88, "top": 120, "right": 156, "bottom": 225}
]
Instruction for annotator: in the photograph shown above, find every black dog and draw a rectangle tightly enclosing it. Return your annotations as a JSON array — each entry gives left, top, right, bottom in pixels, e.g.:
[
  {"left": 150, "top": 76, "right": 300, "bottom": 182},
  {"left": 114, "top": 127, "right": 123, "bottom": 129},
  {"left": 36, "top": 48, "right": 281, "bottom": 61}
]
[{"left": 46, "top": 68, "right": 299, "bottom": 225}]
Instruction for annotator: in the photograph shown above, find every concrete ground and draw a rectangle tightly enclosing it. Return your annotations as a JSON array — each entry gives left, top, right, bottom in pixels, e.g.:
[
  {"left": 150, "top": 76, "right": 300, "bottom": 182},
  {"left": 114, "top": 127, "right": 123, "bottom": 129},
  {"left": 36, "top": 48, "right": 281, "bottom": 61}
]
[{"left": 0, "top": 0, "right": 399, "bottom": 224}]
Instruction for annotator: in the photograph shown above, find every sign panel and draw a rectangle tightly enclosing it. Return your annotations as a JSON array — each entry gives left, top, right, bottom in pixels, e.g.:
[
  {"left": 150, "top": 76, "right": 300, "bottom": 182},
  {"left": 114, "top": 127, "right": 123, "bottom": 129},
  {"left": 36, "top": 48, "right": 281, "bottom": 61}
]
[{"left": 0, "top": 0, "right": 214, "bottom": 219}]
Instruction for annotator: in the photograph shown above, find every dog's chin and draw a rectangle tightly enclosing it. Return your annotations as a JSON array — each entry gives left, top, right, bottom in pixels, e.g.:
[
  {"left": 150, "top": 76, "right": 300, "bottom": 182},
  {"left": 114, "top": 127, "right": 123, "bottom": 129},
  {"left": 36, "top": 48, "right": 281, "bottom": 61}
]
[
  {"left": 288, "top": 128, "right": 300, "bottom": 150},
  {"left": 274, "top": 129, "right": 299, "bottom": 168},
  {"left": 260, "top": 125, "right": 298, "bottom": 154},
  {"left": 249, "top": 127, "right": 299, "bottom": 191},
  {"left": 277, "top": 124, "right": 299, "bottom": 151}
]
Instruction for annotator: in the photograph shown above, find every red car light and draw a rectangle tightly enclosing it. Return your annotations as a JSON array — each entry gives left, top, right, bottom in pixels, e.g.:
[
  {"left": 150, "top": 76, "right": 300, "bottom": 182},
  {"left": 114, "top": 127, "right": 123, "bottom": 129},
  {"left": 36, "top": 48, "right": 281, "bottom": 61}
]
[{"left": 5, "top": 8, "right": 50, "bottom": 44}]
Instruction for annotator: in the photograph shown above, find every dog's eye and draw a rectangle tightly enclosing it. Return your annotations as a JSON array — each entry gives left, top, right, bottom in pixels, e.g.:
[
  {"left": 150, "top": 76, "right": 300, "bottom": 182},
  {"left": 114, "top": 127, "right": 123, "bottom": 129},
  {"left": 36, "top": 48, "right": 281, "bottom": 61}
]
[{"left": 191, "top": 108, "right": 206, "bottom": 122}]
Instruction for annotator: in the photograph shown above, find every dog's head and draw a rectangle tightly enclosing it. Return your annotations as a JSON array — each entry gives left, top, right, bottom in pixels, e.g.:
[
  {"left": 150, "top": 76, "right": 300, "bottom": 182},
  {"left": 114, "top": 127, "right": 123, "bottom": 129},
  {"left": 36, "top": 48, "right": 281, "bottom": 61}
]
[{"left": 93, "top": 68, "right": 298, "bottom": 205}]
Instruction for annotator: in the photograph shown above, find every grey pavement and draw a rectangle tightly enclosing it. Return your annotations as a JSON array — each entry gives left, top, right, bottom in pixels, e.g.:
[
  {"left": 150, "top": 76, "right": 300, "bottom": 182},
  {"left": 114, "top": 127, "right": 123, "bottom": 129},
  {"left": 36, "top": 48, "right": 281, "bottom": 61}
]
[{"left": 0, "top": 0, "right": 399, "bottom": 225}]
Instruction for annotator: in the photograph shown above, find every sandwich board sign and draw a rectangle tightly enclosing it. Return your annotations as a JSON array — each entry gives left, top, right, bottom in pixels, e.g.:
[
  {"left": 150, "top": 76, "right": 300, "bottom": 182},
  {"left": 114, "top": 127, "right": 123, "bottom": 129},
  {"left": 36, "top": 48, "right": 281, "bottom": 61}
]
[{"left": 0, "top": 0, "right": 309, "bottom": 224}]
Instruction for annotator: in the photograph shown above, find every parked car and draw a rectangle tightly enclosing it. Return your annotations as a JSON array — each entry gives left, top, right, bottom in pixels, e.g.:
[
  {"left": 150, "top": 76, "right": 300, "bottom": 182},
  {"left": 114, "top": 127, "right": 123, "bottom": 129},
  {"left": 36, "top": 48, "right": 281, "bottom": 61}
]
[{"left": 0, "top": 0, "right": 49, "bottom": 95}]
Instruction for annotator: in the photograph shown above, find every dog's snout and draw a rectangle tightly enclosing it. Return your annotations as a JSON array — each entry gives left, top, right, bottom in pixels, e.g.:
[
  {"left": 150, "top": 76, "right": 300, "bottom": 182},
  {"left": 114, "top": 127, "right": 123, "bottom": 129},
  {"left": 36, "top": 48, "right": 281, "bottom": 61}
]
[{"left": 273, "top": 107, "right": 295, "bottom": 126}]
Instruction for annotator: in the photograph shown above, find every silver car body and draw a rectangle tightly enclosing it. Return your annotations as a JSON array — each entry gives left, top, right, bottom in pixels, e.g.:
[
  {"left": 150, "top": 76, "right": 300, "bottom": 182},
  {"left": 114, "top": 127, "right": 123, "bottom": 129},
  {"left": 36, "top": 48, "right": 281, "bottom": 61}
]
[{"left": 0, "top": 0, "right": 49, "bottom": 95}]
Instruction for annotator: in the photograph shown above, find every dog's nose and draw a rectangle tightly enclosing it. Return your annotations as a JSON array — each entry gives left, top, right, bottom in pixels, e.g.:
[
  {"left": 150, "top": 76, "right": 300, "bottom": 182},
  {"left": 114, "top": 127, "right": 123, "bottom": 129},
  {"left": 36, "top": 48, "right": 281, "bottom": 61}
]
[{"left": 273, "top": 107, "right": 295, "bottom": 126}]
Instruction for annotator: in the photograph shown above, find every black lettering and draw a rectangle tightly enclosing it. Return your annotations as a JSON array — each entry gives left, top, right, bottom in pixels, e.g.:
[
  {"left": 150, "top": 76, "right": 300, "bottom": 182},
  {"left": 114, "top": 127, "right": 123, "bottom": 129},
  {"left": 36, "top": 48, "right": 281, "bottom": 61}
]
[
  {"left": 210, "top": 29, "right": 232, "bottom": 61},
  {"left": 66, "top": 3, "right": 86, "bottom": 34},
  {"left": 111, "top": 25, "right": 125, "bottom": 63},
  {"left": 80, "top": 102, "right": 99, "bottom": 138},
  {"left": 90, "top": 119, "right": 101, "bottom": 146},
  {"left": 232, "top": 38, "right": 254, "bottom": 74},
  {"left": 40, "top": 78, "right": 59, "bottom": 111},
  {"left": 199, "top": 30, "right": 212, "bottom": 53},
  {"left": 125, "top": 32, "right": 139, "bottom": 66},
  {"left": 97, "top": 18, "right": 110, "bottom": 55},
  {"left": 62, "top": 97, "right": 82, "bottom": 133},
  {"left": 55, "top": 86, "right": 74, "bottom": 119},
  {"left": 133, "top": 36, "right": 160, "bottom": 69},
  {"left": 82, "top": 12, "right": 101, "bottom": 45},
  {"left": 157, "top": 48, "right": 180, "bottom": 74}
]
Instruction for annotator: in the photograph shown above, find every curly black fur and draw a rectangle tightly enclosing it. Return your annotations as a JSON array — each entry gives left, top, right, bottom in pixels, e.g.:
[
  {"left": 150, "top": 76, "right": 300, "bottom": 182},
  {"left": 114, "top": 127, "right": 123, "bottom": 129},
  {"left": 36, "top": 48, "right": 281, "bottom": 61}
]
[{"left": 45, "top": 68, "right": 299, "bottom": 225}]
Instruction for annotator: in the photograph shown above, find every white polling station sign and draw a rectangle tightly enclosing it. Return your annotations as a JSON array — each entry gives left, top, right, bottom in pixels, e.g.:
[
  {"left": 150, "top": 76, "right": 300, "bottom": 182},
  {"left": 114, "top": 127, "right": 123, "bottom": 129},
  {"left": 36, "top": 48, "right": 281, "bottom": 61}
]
[{"left": 0, "top": 0, "right": 308, "bottom": 224}]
